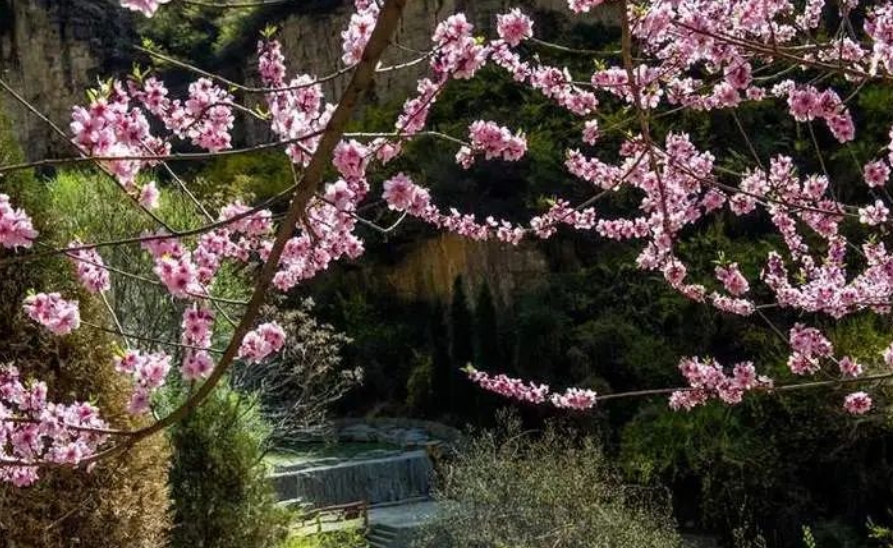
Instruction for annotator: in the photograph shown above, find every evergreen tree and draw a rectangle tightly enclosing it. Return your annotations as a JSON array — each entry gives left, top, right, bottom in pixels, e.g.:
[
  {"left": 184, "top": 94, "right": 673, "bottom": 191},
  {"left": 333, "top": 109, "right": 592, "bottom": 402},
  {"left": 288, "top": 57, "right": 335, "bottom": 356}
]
[
  {"left": 449, "top": 277, "right": 477, "bottom": 420},
  {"left": 429, "top": 301, "right": 453, "bottom": 418},
  {"left": 474, "top": 283, "right": 500, "bottom": 372},
  {"left": 168, "top": 382, "right": 289, "bottom": 548}
]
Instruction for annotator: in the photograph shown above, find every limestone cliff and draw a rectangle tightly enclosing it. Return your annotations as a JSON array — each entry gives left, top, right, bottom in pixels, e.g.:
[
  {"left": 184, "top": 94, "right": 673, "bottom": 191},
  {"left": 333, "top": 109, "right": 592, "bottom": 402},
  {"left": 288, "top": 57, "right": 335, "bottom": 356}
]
[
  {"left": 0, "top": 0, "right": 616, "bottom": 157},
  {"left": 0, "top": 0, "right": 136, "bottom": 161},
  {"left": 333, "top": 233, "right": 549, "bottom": 310}
]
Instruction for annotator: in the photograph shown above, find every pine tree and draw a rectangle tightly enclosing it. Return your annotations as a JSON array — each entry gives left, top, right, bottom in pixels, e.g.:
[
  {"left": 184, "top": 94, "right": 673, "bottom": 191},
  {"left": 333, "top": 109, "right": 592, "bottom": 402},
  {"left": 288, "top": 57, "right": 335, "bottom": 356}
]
[
  {"left": 449, "top": 277, "right": 477, "bottom": 420},
  {"left": 474, "top": 283, "right": 500, "bottom": 372}
]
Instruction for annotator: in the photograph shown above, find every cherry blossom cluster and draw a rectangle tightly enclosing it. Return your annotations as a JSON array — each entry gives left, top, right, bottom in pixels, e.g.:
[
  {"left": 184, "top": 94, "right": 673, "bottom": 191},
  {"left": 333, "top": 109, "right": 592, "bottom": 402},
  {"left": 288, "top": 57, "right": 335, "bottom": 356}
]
[
  {"left": 180, "top": 305, "right": 216, "bottom": 381},
  {"left": 71, "top": 75, "right": 234, "bottom": 190},
  {"left": 119, "top": 0, "right": 169, "bottom": 17},
  {"left": 237, "top": 322, "right": 287, "bottom": 364},
  {"left": 67, "top": 241, "right": 111, "bottom": 294},
  {"left": 465, "top": 366, "right": 599, "bottom": 410},
  {"left": 70, "top": 81, "right": 167, "bottom": 188},
  {"left": 382, "top": 173, "right": 526, "bottom": 244},
  {"left": 669, "top": 358, "right": 772, "bottom": 411},
  {"left": 341, "top": 0, "right": 379, "bottom": 65},
  {"left": 23, "top": 293, "right": 81, "bottom": 336},
  {"left": 256, "top": 39, "right": 332, "bottom": 166},
  {"left": 0, "top": 365, "right": 108, "bottom": 486},
  {"left": 456, "top": 120, "right": 527, "bottom": 168},
  {"left": 776, "top": 83, "right": 854, "bottom": 143},
  {"left": 550, "top": 387, "right": 599, "bottom": 410},
  {"left": 496, "top": 9, "right": 534, "bottom": 47},
  {"left": 0, "top": 194, "right": 37, "bottom": 250},
  {"left": 844, "top": 391, "right": 873, "bottom": 415},
  {"left": 787, "top": 323, "right": 834, "bottom": 375},
  {"left": 464, "top": 366, "right": 550, "bottom": 405},
  {"left": 113, "top": 350, "right": 172, "bottom": 414}
]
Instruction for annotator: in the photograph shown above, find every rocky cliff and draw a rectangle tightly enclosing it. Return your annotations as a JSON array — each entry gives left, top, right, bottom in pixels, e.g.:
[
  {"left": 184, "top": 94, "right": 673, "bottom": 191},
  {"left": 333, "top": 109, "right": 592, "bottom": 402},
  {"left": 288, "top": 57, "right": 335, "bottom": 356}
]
[
  {"left": 381, "top": 233, "right": 548, "bottom": 310},
  {"left": 0, "top": 0, "right": 617, "bottom": 158},
  {"left": 0, "top": 0, "right": 136, "bottom": 161}
]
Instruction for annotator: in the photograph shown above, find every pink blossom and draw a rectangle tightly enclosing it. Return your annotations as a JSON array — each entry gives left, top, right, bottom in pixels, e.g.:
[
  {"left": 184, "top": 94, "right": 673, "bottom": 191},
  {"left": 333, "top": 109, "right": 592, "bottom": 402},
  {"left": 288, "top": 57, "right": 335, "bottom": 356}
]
[
  {"left": 859, "top": 200, "right": 889, "bottom": 226},
  {"left": 497, "top": 9, "right": 534, "bottom": 47},
  {"left": 23, "top": 293, "right": 80, "bottom": 336},
  {"left": 0, "top": 194, "right": 37, "bottom": 249},
  {"left": 715, "top": 263, "right": 750, "bottom": 296},
  {"left": 464, "top": 120, "right": 528, "bottom": 167},
  {"left": 0, "top": 365, "right": 109, "bottom": 485},
  {"left": 153, "top": 253, "right": 199, "bottom": 298},
  {"left": 181, "top": 350, "right": 214, "bottom": 381},
  {"left": 66, "top": 242, "right": 111, "bottom": 294},
  {"left": 567, "top": 0, "right": 605, "bottom": 13},
  {"left": 550, "top": 387, "right": 598, "bottom": 410},
  {"left": 138, "top": 181, "right": 160, "bottom": 210},
  {"left": 119, "top": 0, "right": 170, "bottom": 17},
  {"left": 181, "top": 304, "right": 215, "bottom": 349},
  {"left": 582, "top": 120, "right": 600, "bottom": 145},
  {"left": 238, "top": 322, "right": 287, "bottom": 364},
  {"left": 341, "top": 1, "right": 379, "bottom": 65},
  {"left": 864, "top": 160, "right": 890, "bottom": 188},
  {"left": 465, "top": 367, "right": 550, "bottom": 405},
  {"left": 838, "top": 356, "right": 863, "bottom": 378},
  {"left": 113, "top": 350, "right": 172, "bottom": 414},
  {"left": 843, "top": 391, "right": 872, "bottom": 415}
]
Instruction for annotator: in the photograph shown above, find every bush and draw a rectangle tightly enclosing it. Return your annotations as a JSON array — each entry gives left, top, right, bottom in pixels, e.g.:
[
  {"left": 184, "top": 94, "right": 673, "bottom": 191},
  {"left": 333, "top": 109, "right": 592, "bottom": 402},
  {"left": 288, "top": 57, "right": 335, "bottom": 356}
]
[
  {"left": 282, "top": 529, "right": 368, "bottom": 548},
  {"left": 0, "top": 101, "right": 171, "bottom": 547},
  {"left": 232, "top": 299, "right": 360, "bottom": 446},
  {"left": 415, "top": 412, "right": 682, "bottom": 548},
  {"left": 167, "top": 382, "right": 290, "bottom": 548}
]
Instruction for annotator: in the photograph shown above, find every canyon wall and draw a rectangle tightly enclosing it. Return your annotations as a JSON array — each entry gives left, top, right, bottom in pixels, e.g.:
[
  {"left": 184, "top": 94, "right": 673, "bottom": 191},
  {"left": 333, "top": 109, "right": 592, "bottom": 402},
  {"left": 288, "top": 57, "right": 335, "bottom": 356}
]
[{"left": 0, "top": 0, "right": 136, "bottom": 161}]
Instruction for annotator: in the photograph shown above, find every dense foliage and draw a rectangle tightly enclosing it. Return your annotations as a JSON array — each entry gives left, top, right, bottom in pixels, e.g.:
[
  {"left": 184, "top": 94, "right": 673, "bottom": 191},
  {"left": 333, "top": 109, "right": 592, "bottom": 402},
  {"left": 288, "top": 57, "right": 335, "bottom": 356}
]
[
  {"left": 166, "top": 382, "right": 289, "bottom": 548},
  {"left": 415, "top": 412, "right": 682, "bottom": 548}
]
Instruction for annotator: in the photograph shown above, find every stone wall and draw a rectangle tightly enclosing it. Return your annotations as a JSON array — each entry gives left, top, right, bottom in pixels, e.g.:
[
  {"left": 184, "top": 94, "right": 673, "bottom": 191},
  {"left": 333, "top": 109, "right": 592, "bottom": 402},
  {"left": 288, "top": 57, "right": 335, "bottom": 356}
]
[{"left": 0, "top": 0, "right": 136, "bottom": 161}]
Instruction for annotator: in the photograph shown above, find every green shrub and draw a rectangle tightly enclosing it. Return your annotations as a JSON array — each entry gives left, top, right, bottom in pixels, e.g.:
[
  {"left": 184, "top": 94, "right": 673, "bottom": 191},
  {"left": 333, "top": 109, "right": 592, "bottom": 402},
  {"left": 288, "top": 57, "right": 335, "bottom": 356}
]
[
  {"left": 281, "top": 529, "right": 368, "bottom": 548},
  {"left": 232, "top": 300, "right": 359, "bottom": 446},
  {"left": 167, "top": 382, "right": 290, "bottom": 548},
  {"left": 415, "top": 412, "right": 682, "bottom": 548},
  {"left": 195, "top": 151, "right": 294, "bottom": 207}
]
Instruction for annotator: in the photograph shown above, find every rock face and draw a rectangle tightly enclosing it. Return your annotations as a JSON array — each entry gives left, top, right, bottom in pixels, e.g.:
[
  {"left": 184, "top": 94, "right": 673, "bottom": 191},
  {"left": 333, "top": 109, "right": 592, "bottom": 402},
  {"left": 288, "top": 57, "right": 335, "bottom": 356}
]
[
  {"left": 0, "top": 0, "right": 136, "bottom": 160},
  {"left": 0, "top": 0, "right": 618, "bottom": 157},
  {"left": 380, "top": 233, "right": 548, "bottom": 310}
]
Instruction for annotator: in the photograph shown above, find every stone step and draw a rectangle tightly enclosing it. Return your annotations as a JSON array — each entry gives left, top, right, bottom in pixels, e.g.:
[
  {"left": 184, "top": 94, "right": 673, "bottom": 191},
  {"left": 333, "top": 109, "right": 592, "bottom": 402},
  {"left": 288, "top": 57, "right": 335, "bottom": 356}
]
[
  {"left": 368, "top": 532, "right": 395, "bottom": 543},
  {"left": 373, "top": 524, "right": 402, "bottom": 536},
  {"left": 367, "top": 532, "right": 396, "bottom": 548}
]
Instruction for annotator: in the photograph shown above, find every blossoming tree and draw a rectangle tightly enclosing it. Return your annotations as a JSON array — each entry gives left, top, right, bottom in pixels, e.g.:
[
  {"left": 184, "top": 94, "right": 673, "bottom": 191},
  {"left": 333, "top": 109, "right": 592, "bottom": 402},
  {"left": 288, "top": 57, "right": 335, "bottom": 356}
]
[{"left": 2, "top": 0, "right": 893, "bottom": 486}]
